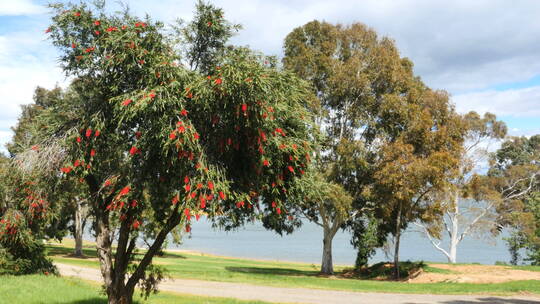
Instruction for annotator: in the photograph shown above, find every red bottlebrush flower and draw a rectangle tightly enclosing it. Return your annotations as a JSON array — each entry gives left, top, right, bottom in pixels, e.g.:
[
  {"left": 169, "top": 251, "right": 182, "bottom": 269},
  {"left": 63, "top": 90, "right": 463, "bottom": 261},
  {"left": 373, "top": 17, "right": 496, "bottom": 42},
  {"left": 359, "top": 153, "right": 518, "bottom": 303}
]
[
  {"left": 71, "top": 43, "right": 76, "bottom": 48},
  {"left": 74, "top": 11, "right": 81, "bottom": 17},
  {"left": 119, "top": 186, "right": 130, "bottom": 196},
  {"left": 135, "top": 131, "right": 142, "bottom": 139},
  {"left": 195, "top": 162, "right": 201, "bottom": 169},
  {"left": 260, "top": 131, "right": 267, "bottom": 141},
  {"left": 85, "top": 129, "right": 92, "bottom": 138},
  {"left": 219, "top": 191, "right": 226, "bottom": 200},
  {"left": 121, "top": 25, "right": 127, "bottom": 30},
  {"left": 129, "top": 146, "right": 139, "bottom": 155},
  {"left": 31, "top": 145, "right": 39, "bottom": 151},
  {"left": 104, "top": 180, "right": 111, "bottom": 187},
  {"left": 190, "top": 192, "right": 197, "bottom": 199},
  {"left": 195, "top": 214, "right": 201, "bottom": 221},
  {"left": 292, "top": 144, "right": 298, "bottom": 150},
  {"left": 196, "top": 183, "right": 203, "bottom": 189},
  {"left": 74, "top": 160, "right": 81, "bottom": 167},
  {"left": 193, "top": 133, "right": 200, "bottom": 140},
  {"left": 169, "top": 132, "right": 176, "bottom": 140},
  {"left": 263, "top": 159, "right": 270, "bottom": 167},
  {"left": 277, "top": 207, "right": 282, "bottom": 215},
  {"left": 214, "top": 78, "right": 222, "bottom": 85},
  {"left": 207, "top": 181, "right": 214, "bottom": 191},
  {"left": 180, "top": 109, "right": 188, "bottom": 116},
  {"left": 271, "top": 201, "right": 277, "bottom": 208},
  {"left": 84, "top": 47, "right": 95, "bottom": 53},
  {"left": 94, "top": 20, "right": 100, "bottom": 26},
  {"left": 184, "top": 208, "right": 190, "bottom": 219},
  {"left": 130, "top": 200, "right": 138, "bottom": 207},
  {"left": 132, "top": 220, "right": 140, "bottom": 229},
  {"left": 90, "top": 149, "right": 96, "bottom": 158},
  {"left": 185, "top": 224, "right": 191, "bottom": 233},
  {"left": 236, "top": 201, "right": 245, "bottom": 208},
  {"left": 149, "top": 92, "right": 156, "bottom": 99},
  {"left": 61, "top": 167, "right": 72, "bottom": 174},
  {"left": 172, "top": 195, "right": 179, "bottom": 204},
  {"left": 138, "top": 59, "right": 145, "bottom": 64},
  {"left": 184, "top": 184, "right": 191, "bottom": 192},
  {"left": 184, "top": 176, "right": 190, "bottom": 184},
  {"left": 186, "top": 91, "right": 193, "bottom": 99},
  {"left": 241, "top": 103, "right": 247, "bottom": 112},
  {"left": 45, "top": 27, "right": 51, "bottom": 33},
  {"left": 106, "top": 26, "right": 117, "bottom": 32},
  {"left": 200, "top": 197, "right": 206, "bottom": 209},
  {"left": 207, "top": 21, "right": 212, "bottom": 26},
  {"left": 94, "top": 30, "right": 100, "bottom": 35},
  {"left": 122, "top": 99, "right": 133, "bottom": 106},
  {"left": 288, "top": 166, "right": 294, "bottom": 173},
  {"left": 300, "top": 169, "right": 305, "bottom": 175},
  {"left": 178, "top": 125, "right": 185, "bottom": 133},
  {"left": 76, "top": 137, "right": 82, "bottom": 143},
  {"left": 289, "top": 155, "right": 293, "bottom": 161}
]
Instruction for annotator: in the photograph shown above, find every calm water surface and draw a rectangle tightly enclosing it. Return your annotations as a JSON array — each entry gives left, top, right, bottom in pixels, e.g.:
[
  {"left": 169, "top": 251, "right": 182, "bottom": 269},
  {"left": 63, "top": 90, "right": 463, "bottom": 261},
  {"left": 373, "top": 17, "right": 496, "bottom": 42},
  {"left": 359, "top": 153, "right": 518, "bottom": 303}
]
[{"left": 171, "top": 218, "right": 511, "bottom": 266}]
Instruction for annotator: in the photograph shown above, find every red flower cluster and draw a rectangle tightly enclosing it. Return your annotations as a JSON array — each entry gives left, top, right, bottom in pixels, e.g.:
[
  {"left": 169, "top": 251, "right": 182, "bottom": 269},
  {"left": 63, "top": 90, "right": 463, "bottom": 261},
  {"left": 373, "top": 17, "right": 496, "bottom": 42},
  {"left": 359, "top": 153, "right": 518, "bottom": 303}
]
[{"left": 129, "top": 146, "right": 140, "bottom": 155}]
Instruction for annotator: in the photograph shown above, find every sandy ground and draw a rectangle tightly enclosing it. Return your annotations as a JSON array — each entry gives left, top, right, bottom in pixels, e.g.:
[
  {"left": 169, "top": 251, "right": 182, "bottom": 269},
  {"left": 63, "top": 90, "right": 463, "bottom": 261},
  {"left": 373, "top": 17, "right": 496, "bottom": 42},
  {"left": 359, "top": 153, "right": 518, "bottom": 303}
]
[
  {"left": 55, "top": 262, "right": 540, "bottom": 304},
  {"left": 409, "top": 264, "right": 540, "bottom": 284}
]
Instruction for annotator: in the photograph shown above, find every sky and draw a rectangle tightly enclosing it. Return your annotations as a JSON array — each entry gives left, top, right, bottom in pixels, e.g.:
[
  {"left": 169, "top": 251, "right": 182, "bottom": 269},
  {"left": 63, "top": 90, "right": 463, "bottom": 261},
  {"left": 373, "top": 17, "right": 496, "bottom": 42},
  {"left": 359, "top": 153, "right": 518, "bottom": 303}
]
[{"left": 1, "top": 0, "right": 539, "bottom": 153}]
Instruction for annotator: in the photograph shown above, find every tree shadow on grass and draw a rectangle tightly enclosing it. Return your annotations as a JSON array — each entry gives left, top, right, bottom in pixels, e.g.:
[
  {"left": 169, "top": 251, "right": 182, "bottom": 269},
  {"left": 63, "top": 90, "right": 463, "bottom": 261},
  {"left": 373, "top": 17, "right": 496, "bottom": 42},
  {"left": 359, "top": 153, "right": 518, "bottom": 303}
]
[
  {"left": 225, "top": 266, "right": 320, "bottom": 277},
  {"left": 67, "top": 299, "right": 144, "bottom": 304},
  {"left": 46, "top": 245, "right": 97, "bottom": 258}
]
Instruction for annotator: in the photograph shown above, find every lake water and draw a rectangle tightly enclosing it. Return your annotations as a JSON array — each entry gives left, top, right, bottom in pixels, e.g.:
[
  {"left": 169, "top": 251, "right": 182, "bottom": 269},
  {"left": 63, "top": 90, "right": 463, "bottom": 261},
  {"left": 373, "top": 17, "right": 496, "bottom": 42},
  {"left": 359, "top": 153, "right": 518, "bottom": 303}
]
[{"left": 171, "top": 218, "right": 512, "bottom": 266}]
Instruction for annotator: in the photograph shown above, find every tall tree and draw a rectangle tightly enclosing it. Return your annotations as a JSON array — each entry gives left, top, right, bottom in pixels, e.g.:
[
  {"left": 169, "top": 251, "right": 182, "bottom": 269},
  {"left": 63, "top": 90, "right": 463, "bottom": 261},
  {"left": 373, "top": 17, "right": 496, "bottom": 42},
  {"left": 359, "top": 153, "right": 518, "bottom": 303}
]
[
  {"left": 369, "top": 88, "right": 463, "bottom": 279},
  {"left": 415, "top": 112, "right": 507, "bottom": 263},
  {"left": 41, "top": 2, "right": 313, "bottom": 303},
  {"left": 489, "top": 135, "right": 540, "bottom": 264},
  {"left": 283, "top": 21, "right": 463, "bottom": 275},
  {"left": 7, "top": 85, "right": 90, "bottom": 257}
]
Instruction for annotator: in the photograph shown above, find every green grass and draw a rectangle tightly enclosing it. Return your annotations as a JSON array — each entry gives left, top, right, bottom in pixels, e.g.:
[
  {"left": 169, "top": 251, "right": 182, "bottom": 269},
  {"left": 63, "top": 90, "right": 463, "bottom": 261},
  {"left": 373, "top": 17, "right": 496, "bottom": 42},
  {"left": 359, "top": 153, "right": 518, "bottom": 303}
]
[
  {"left": 507, "top": 265, "right": 540, "bottom": 272},
  {"left": 46, "top": 241, "right": 540, "bottom": 296},
  {"left": 0, "top": 274, "right": 274, "bottom": 304}
]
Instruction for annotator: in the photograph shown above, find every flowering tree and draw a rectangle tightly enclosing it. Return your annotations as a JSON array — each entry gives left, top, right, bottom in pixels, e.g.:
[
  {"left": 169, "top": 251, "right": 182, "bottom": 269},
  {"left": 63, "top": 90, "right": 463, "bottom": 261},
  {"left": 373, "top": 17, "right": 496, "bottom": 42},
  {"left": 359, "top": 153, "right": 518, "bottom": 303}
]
[{"left": 43, "top": 2, "right": 312, "bottom": 303}]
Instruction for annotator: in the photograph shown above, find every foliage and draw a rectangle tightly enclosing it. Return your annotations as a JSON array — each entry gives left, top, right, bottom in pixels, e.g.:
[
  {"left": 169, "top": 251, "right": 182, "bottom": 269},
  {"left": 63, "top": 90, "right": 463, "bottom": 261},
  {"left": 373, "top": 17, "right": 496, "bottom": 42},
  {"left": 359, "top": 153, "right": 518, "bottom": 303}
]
[
  {"left": 282, "top": 21, "right": 464, "bottom": 276},
  {"left": 39, "top": 1, "right": 313, "bottom": 302},
  {"left": 416, "top": 112, "right": 507, "bottom": 263},
  {"left": 489, "top": 135, "right": 540, "bottom": 264},
  {"left": 174, "top": 0, "right": 241, "bottom": 74}
]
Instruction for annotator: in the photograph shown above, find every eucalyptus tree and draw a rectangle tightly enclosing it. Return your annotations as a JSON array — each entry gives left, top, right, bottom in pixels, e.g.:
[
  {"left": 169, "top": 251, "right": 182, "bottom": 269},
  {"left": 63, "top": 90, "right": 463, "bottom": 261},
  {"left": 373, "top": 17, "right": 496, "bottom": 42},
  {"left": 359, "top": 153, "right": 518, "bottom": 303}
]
[
  {"left": 415, "top": 112, "right": 507, "bottom": 263},
  {"left": 40, "top": 2, "right": 313, "bottom": 303},
  {"left": 489, "top": 135, "right": 540, "bottom": 264},
  {"left": 283, "top": 21, "right": 464, "bottom": 276}
]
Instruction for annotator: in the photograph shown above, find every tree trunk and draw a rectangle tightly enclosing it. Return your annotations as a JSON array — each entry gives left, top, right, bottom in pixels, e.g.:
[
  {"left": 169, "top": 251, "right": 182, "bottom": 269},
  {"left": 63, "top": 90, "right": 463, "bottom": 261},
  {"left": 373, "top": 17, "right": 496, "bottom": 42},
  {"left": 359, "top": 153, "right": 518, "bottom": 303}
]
[
  {"left": 108, "top": 286, "right": 134, "bottom": 304},
  {"left": 448, "top": 201, "right": 459, "bottom": 263},
  {"left": 321, "top": 226, "right": 338, "bottom": 275},
  {"left": 394, "top": 201, "right": 402, "bottom": 280},
  {"left": 74, "top": 200, "right": 84, "bottom": 257}
]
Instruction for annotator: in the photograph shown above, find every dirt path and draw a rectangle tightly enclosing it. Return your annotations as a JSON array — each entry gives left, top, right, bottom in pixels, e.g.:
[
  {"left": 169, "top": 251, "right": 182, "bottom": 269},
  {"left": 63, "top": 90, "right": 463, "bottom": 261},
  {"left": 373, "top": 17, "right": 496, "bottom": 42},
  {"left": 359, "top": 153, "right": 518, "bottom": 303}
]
[
  {"left": 55, "top": 263, "right": 540, "bottom": 304},
  {"left": 409, "top": 264, "right": 540, "bottom": 283}
]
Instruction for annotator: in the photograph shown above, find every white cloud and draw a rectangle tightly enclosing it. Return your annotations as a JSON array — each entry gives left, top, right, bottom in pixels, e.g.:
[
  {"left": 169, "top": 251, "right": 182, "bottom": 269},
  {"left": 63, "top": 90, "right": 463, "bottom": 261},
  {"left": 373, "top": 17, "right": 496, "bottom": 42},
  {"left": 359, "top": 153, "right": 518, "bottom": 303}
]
[
  {"left": 452, "top": 86, "right": 540, "bottom": 117},
  {"left": 0, "top": 29, "right": 65, "bottom": 151},
  {"left": 0, "top": 0, "right": 45, "bottom": 16},
  {"left": 124, "top": 0, "right": 540, "bottom": 93}
]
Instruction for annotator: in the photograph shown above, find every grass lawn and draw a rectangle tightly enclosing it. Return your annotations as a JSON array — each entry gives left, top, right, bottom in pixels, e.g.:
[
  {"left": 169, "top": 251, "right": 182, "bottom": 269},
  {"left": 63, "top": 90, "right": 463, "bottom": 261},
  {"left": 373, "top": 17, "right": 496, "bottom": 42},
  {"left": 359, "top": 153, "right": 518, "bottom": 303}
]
[
  {"left": 0, "top": 274, "right": 273, "bottom": 304},
  {"left": 46, "top": 240, "right": 540, "bottom": 296}
]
